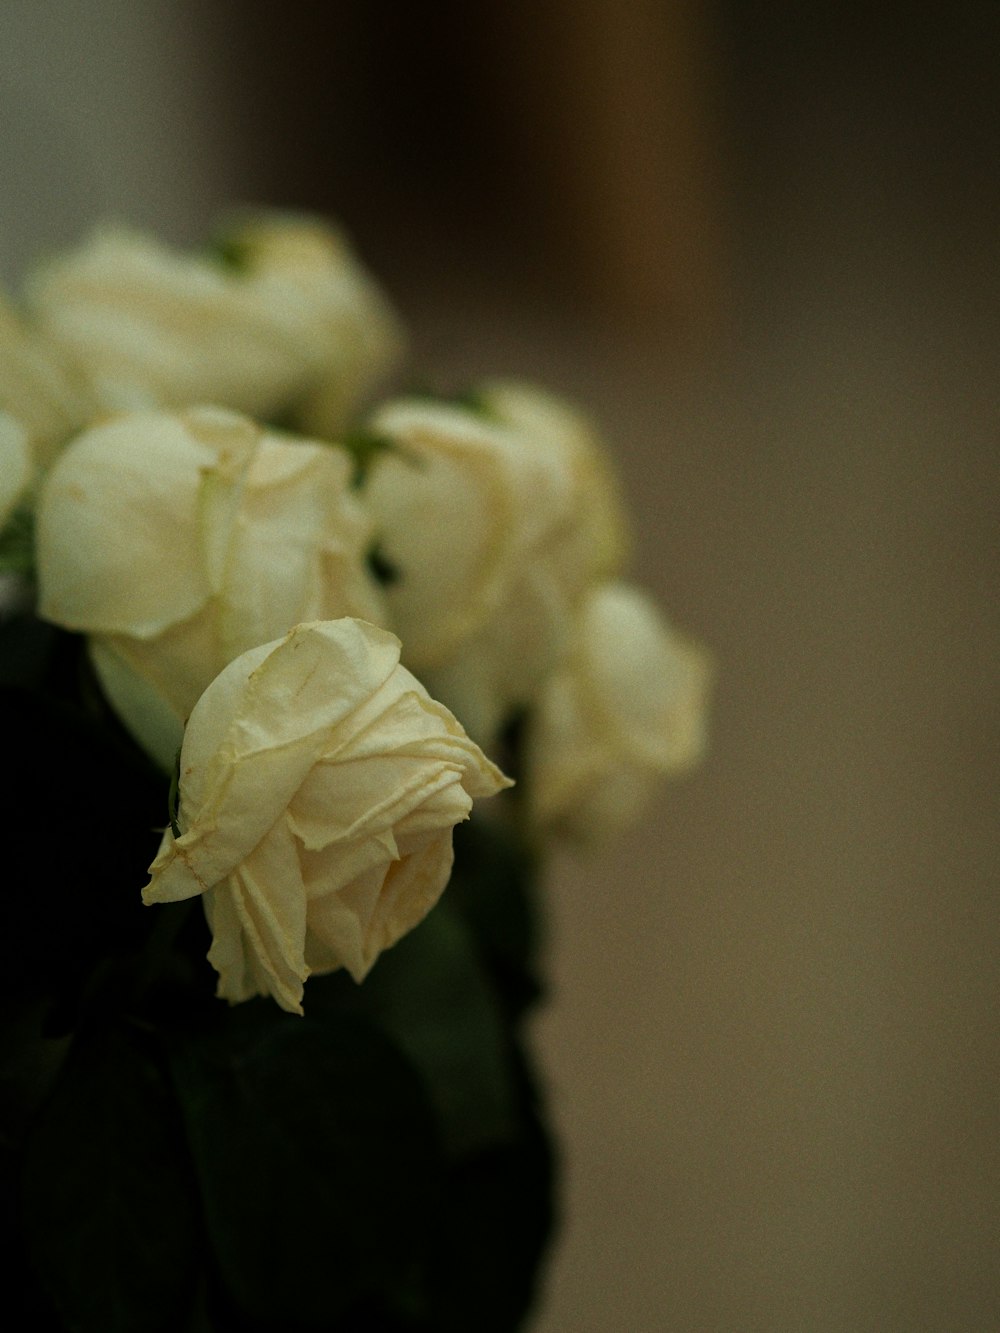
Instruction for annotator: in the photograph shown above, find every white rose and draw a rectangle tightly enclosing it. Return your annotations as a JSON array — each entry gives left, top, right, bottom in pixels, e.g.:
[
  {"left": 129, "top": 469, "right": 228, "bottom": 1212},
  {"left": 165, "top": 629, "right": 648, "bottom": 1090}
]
[
  {"left": 474, "top": 379, "right": 630, "bottom": 577},
  {"left": 0, "top": 413, "right": 32, "bottom": 530},
  {"left": 36, "top": 407, "right": 386, "bottom": 767},
  {"left": 0, "top": 293, "right": 95, "bottom": 469},
  {"left": 525, "top": 581, "right": 710, "bottom": 840},
  {"left": 362, "top": 390, "right": 629, "bottom": 743},
  {"left": 229, "top": 214, "right": 405, "bottom": 438},
  {"left": 143, "top": 618, "right": 511, "bottom": 1014},
  {"left": 24, "top": 214, "right": 402, "bottom": 429}
]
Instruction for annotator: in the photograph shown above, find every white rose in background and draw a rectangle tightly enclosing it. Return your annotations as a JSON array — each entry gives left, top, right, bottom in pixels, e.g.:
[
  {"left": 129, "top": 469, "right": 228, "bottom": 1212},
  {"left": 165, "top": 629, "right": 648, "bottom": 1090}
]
[
  {"left": 24, "top": 214, "right": 403, "bottom": 430},
  {"left": 36, "top": 407, "right": 386, "bottom": 767},
  {"left": 229, "top": 214, "right": 405, "bottom": 439},
  {"left": 525, "top": 580, "right": 711, "bottom": 841},
  {"left": 0, "top": 294, "right": 95, "bottom": 469},
  {"left": 474, "top": 379, "right": 631, "bottom": 578},
  {"left": 362, "top": 390, "right": 630, "bottom": 745},
  {"left": 0, "top": 413, "right": 32, "bottom": 529},
  {"left": 144, "top": 619, "right": 511, "bottom": 1014}
]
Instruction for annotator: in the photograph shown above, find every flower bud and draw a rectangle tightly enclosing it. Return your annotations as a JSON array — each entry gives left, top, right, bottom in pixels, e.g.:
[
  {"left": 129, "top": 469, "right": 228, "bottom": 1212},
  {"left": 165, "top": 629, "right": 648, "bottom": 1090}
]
[{"left": 525, "top": 581, "right": 710, "bottom": 840}]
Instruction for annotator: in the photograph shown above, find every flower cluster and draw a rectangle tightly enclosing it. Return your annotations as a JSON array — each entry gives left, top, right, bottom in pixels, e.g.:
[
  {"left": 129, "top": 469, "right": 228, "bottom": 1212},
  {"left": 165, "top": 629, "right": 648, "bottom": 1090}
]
[{"left": 2, "top": 212, "right": 709, "bottom": 1014}]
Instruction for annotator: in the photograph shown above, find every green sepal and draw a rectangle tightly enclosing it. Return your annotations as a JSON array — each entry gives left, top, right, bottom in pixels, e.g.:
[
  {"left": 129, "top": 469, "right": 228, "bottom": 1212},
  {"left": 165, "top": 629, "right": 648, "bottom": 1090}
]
[
  {"left": 402, "top": 382, "right": 500, "bottom": 422},
  {"left": 342, "top": 428, "right": 401, "bottom": 486}
]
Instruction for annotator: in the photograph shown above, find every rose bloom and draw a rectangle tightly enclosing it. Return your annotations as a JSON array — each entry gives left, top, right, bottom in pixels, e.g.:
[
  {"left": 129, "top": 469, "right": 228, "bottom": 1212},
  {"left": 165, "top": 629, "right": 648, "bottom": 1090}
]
[
  {"left": 231, "top": 215, "right": 405, "bottom": 440},
  {"left": 24, "top": 214, "right": 402, "bottom": 431},
  {"left": 362, "top": 387, "right": 630, "bottom": 744},
  {"left": 474, "top": 378, "right": 630, "bottom": 578},
  {"left": 144, "top": 619, "right": 511, "bottom": 1014},
  {"left": 36, "top": 407, "right": 386, "bottom": 767},
  {"left": 524, "top": 581, "right": 711, "bottom": 840},
  {"left": 0, "top": 413, "right": 32, "bottom": 529},
  {"left": 0, "top": 293, "right": 94, "bottom": 469}
]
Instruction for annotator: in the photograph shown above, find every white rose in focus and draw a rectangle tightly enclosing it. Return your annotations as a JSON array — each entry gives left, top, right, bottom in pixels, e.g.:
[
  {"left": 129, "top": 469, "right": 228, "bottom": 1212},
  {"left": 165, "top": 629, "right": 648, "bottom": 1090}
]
[
  {"left": 144, "top": 619, "right": 512, "bottom": 1014},
  {"left": 362, "top": 391, "right": 630, "bottom": 744},
  {"left": 525, "top": 581, "right": 710, "bottom": 840},
  {"left": 25, "top": 215, "right": 402, "bottom": 429},
  {"left": 36, "top": 408, "right": 386, "bottom": 767}
]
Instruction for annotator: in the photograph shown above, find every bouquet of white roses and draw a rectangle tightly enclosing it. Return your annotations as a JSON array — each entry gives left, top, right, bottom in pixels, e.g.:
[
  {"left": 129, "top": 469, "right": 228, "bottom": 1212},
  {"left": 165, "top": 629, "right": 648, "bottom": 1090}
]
[{"left": 0, "top": 213, "right": 709, "bottom": 1332}]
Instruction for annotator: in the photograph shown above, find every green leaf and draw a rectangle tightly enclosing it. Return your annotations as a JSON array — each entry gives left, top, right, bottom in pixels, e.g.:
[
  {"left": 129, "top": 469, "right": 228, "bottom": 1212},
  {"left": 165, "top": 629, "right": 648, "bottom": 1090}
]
[
  {"left": 20, "top": 1023, "right": 203, "bottom": 1333},
  {"left": 168, "top": 1005, "right": 443, "bottom": 1327},
  {"left": 0, "top": 997, "right": 71, "bottom": 1145},
  {"left": 0, "top": 682, "right": 166, "bottom": 1008},
  {"left": 425, "top": 1042, "right": 558, "bottom": 1333},
  {"left": 0, "top": 610, "right": 56, "bottom": 690},
  {"left": 0, "top": 682, "right": 168, "bottom": 1013},
  {"left": 447, "top": 816, "right": 545, "bottom": 1023},
  {"left": 313, "top": 903, "right": 518, "bottom": 1159}
]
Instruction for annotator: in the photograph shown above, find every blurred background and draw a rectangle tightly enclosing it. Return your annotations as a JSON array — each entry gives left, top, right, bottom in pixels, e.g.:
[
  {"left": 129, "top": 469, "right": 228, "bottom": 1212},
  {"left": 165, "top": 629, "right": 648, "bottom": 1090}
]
[{"left": 3, "top": 1, "right": 997, "bottom": 1327}]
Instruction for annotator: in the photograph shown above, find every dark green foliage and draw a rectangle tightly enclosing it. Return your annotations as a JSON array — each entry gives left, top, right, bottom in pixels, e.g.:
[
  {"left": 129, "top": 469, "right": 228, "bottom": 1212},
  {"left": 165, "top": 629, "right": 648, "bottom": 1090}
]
[
  {"left": 309, "top": 902, "right": 518, "bottom": 1159},
  {"left": 447, "top": 817, "right": 545, "bottom": 1023},
  {"left": 365, "top": 541, "right": 401, "bottom": 587},
  {"left": 0, "top": 506, "right": 35, "bottom": 575},
  {"left": 20, "top": 1024, "right": 204, "bottom": 1332},
  {"left": 0, "top": 621, "right": 166, "bottom": 1012},
  {"left": 1, "top": 614, "right": 556, "bottom": 1332},
  {"left": 170, "top": 1007, "right": 442, "bottom": 1328}
]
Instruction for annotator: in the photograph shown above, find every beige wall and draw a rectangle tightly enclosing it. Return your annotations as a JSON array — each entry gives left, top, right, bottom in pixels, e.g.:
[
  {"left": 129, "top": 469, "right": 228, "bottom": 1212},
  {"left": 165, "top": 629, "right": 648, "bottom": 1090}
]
[{"left": 0, "top": 0, "right": 244, "bottom": 283}]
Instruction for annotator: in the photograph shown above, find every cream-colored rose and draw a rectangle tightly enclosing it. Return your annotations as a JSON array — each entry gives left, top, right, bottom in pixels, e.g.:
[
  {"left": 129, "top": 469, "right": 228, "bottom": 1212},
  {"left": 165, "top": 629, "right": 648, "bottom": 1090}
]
[
  {"left": 228, "top": 214, "right": 405, "bottom": 438},
  {"left": 525, "top": 580, "right": 710, "bottom": 840},
  {"left": 362, "top": 390, "right": 630, "bottom": 743},
  {"left": 25, "top": 214, "right": 402, "bottom": 429},
  {"left": 474, "top": 379, "right": 631, "bottom": 576},
  {"left": 0, "top": 293, "right": 95, "bottom": 468},
  {"left": 144, "top": 618, "right": 511, "bottom": 1014},
  {"left": 0, "top": 413, "right": 32, "bottom": 530},
  {"left": 36, "top": 407, "right": 386, "bottom": 767}
]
